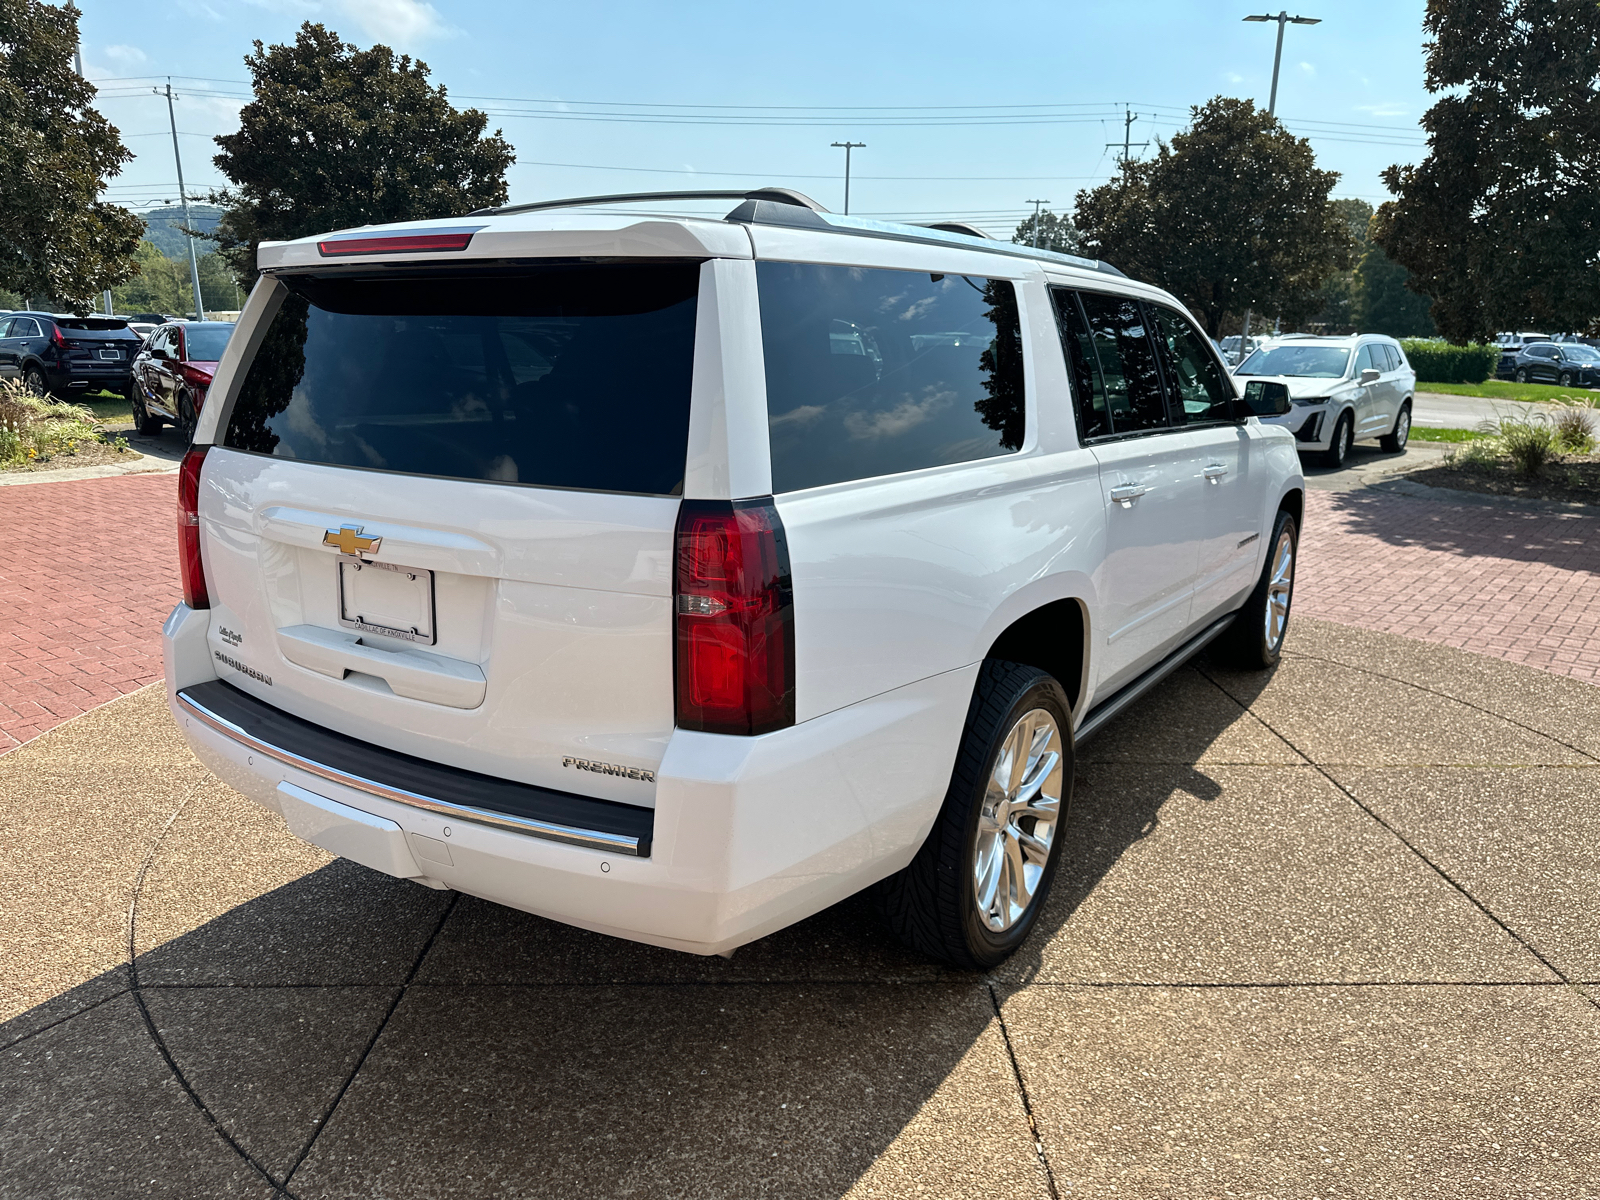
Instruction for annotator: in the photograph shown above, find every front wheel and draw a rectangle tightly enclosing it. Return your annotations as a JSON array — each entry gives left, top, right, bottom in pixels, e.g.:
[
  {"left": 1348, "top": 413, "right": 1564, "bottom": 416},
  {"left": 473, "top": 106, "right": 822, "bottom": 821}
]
[
  {"left": 177, "top": 392, "right": 197, "bottom": 444},
  {"left": 878, "top": 660, "right": 1073, "bottom": 970},
  {"left": 1379, "top": 403, "right": 1411, "bottom": 453},
  {"left": 1320, "top": 411, "right": 1353, "bottom": 468},
  {"left": 1211, "top": 508, "right": 1298, "bottom": 670},
  {"left": 1559, "top": 372, "right": 1573, "bottom": 388}
]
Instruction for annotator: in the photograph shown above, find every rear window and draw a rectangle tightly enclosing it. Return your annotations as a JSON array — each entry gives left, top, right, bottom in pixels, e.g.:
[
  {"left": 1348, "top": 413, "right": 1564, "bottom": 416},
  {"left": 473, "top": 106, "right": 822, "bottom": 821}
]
[
  {"left": 56, "top": 318, "right": 134, "bottom": 334},
  {"left": 223, "top": 264, "right": 700, "bottom": 496},
  {"left": 183, "top": 325, "right": 234, "bottom": 360},
  {"left": 758, "top": 262, "right": 1024, "bottom": 493}
]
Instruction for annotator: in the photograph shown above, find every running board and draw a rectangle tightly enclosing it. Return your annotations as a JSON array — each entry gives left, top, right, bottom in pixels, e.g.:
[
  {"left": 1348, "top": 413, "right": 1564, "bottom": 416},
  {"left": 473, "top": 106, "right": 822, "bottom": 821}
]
[{"left": 1075, "top": 613, "right": 1238, "bottom": 744}]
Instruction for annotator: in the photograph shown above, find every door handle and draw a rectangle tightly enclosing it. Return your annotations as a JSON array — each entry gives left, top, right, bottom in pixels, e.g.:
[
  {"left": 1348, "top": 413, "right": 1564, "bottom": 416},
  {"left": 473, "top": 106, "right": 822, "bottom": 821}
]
[
  {"left": 1203, "top": 463, "right": 1228, "bottom": 483},
  {"left": 1109, "top": 484, "right": 1148, "bottom": 507}
]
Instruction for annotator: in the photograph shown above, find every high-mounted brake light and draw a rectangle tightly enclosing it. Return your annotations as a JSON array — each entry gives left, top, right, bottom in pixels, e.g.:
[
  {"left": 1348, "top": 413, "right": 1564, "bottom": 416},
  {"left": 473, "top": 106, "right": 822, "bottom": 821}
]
[
  {"left": 673, "top": 500, "right": 795, "bottom": 736},
  {"left": 177, "top": 447, "right": 210, "bottom": 609},
  {"left": 316, "top": 226, "right": 484, "bottom": 257}
]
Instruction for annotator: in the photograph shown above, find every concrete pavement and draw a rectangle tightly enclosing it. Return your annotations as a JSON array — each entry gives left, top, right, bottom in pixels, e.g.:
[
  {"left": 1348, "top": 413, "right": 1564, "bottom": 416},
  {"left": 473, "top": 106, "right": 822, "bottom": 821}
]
[{"left": 3, "top": 616, "right": 1596, "bottom": 1197}]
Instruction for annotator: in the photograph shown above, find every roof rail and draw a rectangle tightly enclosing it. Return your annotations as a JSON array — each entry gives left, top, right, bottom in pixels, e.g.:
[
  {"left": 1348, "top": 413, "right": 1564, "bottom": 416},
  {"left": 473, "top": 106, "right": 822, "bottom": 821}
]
[
  {"left": 919, "top": 221, "right": 994, "bottom": 239},
  {"left": 470, "top": 187, "right": 828, "bottom": 218}
]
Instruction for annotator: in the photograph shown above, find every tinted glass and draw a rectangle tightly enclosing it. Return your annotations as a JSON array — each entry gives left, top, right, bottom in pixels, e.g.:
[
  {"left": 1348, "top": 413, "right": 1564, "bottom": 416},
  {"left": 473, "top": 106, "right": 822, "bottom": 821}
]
[
  {"left": 0, "top": 318, "right": 12, "bottom": 337},
  {"left": 1076, "top": 292, "right": 1168, "bottom": 433},
  {"left": 183, "top": 325, "right": 234, "bottom": 360},
  {"left": 1238, "top": 344, "right": 1350, "bottom": 378},
  {"left": 1563, "top": 345, "right": 1600, "bottom": 362},
  {"left": 224, "top": 264, "right": 699, "bottom": 496},
  {"left": 1051, "top": 288, "right": 1111, "bottom": 440},
  {"left": 11, "top": 318, "right": 41, "bottom": 338},
  {"left": 1357, "top": 345, "right": 1379, "bottom": 372},
  {"left": 758, "top": 262, "right": 1024, "bottom": 492},
  {"left": 1152, "top": 305, "right": 1232, "bottom": 424},
  {"left": 1381, "top": 344, "right": 1401, "bottom": 371}
]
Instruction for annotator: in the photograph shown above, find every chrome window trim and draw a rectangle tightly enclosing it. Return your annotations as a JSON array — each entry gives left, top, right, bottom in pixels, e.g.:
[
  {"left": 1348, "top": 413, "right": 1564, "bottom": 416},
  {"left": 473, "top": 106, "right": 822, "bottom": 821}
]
[{"left": 175, "top": 688, "right": 647, "bottom": 856}]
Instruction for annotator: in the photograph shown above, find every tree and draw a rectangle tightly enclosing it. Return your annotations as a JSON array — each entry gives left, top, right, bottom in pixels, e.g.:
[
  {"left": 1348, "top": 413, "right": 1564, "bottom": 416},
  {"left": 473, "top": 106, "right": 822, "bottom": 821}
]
[
  {"left": 1073, "top": 97, "right": 1353, "bottom": 337},
  {"left": 210, "top": 23, "right": 515, "bottom": 286},
  {"left": 1354, "top": 244, "right": 1436, "bottom": 337},
  {"left": 113, "top": 242, "right": 244, "bottom": 315},
  {"left": 1372, "top": 1, "right": 1600, "bottom": 343},
  {"left": 0, "top": 1, "right": 142, "bottom": 312},
  {"left": 1308, "top": 198, "right": 1373, "bottom": 332},
  {"left": 1012, "top": 210, "right": 1081, "bottom": 255}
]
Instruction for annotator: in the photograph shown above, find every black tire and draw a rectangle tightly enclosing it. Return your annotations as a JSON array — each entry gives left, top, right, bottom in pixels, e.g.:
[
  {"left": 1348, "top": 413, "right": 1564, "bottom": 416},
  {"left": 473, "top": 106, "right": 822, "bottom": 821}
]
[
  {"left": 1379, "top": 402, "right": 1411, "bottom": 453},
  {"left": 1211, "top": 508, "right": 1298, "bottom": 671},
  {"left": 1320, "top": 411, "right": 1353, "bottom": 468},
  {"left": 1515, "top": 368, "right": 1529, "bottom": 383},
  {"left": 129, "top": 386, "right": 162, "bottom": 435},
  {"left": 23, "top": 366, "right": 50, "bottom": 398},
  {"left": 878, "top": 660, "right": 1074, "bottom": 970},
  {"left": 177, "top": 391, "right": 197, "bottom": 444},
  {"left": 1559, "top": 372, "right": 1573, "bottom": 388}
]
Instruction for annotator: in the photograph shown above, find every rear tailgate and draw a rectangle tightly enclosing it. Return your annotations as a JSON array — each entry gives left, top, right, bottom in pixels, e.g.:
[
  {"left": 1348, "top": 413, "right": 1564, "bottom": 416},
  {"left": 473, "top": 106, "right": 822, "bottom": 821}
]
[
  {"left": 195, "top": 261, "right": 703, "bottom": 806},
  {"left": 56, "top": 318, "right": 139, "bottom": 376}
]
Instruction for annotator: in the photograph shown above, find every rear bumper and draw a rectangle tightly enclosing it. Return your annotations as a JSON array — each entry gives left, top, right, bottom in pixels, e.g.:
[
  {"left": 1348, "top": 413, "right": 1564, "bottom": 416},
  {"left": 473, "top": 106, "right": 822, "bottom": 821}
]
[{"left": 164, "top": 603, "right": 973, "bottom": 955}]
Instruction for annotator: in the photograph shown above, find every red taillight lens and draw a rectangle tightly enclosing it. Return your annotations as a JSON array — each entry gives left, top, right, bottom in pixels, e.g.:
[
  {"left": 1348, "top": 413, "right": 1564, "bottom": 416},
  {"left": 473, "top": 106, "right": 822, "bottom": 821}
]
[
  {"left": 317, "top": 228, "right": 480, "bottom": 256},
  {"left": 673, "top": 500, "right": 795, "bottom": 736},
  {"left": 177, "top": 447, "right": 210, "bottom": 609}
]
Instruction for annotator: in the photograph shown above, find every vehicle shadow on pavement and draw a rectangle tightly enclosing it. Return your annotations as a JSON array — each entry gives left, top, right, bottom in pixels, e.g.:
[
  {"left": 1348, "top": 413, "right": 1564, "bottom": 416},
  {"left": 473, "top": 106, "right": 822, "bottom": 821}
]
[{"left": 0, "top": 663, "right": 1266, "bottom": 1199}]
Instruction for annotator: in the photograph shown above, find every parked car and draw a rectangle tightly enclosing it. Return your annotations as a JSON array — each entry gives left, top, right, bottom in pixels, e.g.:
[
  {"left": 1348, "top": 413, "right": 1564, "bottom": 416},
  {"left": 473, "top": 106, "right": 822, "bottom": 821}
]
[
  {"left": 0, "top": 311, "right": 143, "bottom": 398},
  {"left": 1236, "top": 334, "right": 1416, "bottom": 467},
  {"left": 1495, "top": 331, "right": 1553, "bottom": 379},
  {"left": 130, "top": 321, "right": 236, "bottom": 439},
  {"left": 1218, "top": 333, "right": 1264, "bottom": 366},
  {"left": 1509, "top": 341, "right": 1600, "bottom": 388},
  {"left": 163, "top": 190, "right": 1303, "bottom": 969}
]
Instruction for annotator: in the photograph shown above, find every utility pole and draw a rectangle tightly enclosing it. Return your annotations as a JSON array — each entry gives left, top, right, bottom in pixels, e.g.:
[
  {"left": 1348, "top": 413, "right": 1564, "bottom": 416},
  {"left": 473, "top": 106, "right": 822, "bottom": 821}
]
[
  {"left": 159, "top": 80, "right": 207, "bottom": 321},
  {"left": 1105, "top": 106, "right": 1148, "bottom": 167},
  {"left": 1242, "top": 11, "right": 1321, "bottom": 116},
  {"left": 1026, "top": 199, "right": 1050, "bottom": 249},
  {"left": 830, "top": 142, "right": 865, "bottom": 215}
]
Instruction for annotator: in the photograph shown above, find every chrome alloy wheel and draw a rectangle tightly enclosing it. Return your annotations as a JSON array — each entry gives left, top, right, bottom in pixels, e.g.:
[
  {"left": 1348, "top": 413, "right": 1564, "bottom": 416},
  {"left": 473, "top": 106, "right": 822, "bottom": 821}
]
[
  {"left": 1395, "top": 407, "right": 1411, "bottom": 448},
  {"left": 1264, "top": 526, "right": 1296, "bottom": 652},
  {"left": 973, "top": 708, "right": 1064, "bottom": 933}
]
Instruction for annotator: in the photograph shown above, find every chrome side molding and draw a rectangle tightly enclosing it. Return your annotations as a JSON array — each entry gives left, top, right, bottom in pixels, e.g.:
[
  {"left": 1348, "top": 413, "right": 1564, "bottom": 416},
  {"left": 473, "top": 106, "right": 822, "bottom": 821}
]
[{"left": 175, "top": 689, "right": 649, "bottom": 856}]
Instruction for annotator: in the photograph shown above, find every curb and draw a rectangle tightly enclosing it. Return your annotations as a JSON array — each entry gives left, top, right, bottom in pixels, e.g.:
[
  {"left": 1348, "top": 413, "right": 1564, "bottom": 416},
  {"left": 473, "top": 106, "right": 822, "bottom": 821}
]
[
  {"left": 0, "top": 458, "right": 180, "bottom": 487},
  {"left": 1363, "top": 473, "right": 1599, "bottom": 516}
]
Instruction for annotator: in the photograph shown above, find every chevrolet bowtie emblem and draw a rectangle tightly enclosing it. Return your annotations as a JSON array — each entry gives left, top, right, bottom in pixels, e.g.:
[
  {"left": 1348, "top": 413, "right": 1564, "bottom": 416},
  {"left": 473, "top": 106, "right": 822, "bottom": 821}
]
[{"left": 323, "top": 524, "right": 382, "bottom": 557}]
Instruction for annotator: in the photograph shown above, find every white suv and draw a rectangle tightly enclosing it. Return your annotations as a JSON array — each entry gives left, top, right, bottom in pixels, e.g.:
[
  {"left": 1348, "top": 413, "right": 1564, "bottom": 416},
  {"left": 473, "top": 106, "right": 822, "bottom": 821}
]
[
  {"left": 164, "top": 189, "right": 1304, "bottom": 969},
  {"left": 1237, "top": 334, "right": 1416, "bottom": 468}
]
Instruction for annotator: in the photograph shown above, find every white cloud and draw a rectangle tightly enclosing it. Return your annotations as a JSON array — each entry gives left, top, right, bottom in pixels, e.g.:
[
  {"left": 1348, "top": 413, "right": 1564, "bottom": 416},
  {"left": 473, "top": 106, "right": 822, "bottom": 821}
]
[
  {"left": 104, "top": 44, "right": 148, "bottom": 66},
  {"left": 336, "top": 0, "right": 459, "bottom": 45},
  {"left": 1224, "top": 71, "right": 1246, "bottom": 84},
  {"left": 1298, "top": 61, "right": 1316, "bottom": 76}
]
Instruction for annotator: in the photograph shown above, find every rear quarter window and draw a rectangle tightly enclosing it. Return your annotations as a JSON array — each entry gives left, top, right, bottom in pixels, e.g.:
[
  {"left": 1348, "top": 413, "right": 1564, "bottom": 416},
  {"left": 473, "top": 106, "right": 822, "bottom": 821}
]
[
  {"left": 223, "top": 263, "right": 700, "bottom": 496},
  {"left": 758, "top": 261, "right": 1024, "bottom": 493}
]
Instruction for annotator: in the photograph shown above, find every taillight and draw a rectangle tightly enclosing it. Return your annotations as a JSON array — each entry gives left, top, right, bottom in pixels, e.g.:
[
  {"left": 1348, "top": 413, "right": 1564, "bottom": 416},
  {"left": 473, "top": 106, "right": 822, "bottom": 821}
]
[
  {"left": 673, "top": 499, "right": 795, "bottom": 736},
  {"left": 317, "top": 226, "right": 483, "bottom": 256},
  {"left": 50, "top": 326, "right": 66, "bottom": 352},
  {"left": 177, "top": 447, "right": 210, "bottom": 609}
]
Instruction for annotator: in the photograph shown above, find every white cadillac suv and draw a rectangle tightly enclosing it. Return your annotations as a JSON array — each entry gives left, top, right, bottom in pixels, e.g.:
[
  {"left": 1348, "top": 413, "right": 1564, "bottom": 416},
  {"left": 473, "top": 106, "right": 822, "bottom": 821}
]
[
  {"left": 163, "top": 188, "right": 1304, "bottom": 969},
  {"left": 1238, "top": 334, "right": 1416, "bottom": 468}
]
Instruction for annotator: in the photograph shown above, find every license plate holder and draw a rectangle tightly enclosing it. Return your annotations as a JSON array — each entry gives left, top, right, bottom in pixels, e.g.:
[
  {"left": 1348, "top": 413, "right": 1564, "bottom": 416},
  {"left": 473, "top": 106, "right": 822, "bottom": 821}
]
[
  {"left": 98, "top": 349, "right": 122, "bottom": 360},
  {"left": 337, "top": 558, "right": 435, "bottom": 645}
]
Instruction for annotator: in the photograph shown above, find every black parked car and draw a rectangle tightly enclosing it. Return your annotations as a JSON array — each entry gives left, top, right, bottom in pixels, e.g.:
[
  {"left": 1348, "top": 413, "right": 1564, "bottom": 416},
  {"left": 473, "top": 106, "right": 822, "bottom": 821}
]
[
  {"left": 1510, "top": 341, "right": 1600, "bottom": 388},
  {"left": 0, "top": 311, "right": 144, "bottom": 398}
]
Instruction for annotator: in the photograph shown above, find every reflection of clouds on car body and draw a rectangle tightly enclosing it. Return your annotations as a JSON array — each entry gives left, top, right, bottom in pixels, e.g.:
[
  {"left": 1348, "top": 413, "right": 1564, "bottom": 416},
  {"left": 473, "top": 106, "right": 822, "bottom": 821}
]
[{"left": 897, "top": 297, "right": 939, "bottom": 322}]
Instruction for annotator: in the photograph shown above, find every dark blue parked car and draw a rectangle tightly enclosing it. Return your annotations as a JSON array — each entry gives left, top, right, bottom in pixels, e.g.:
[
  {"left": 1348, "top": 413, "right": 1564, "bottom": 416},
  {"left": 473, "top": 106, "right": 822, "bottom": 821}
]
[
  {"left": 1510, "top": 341, "right": 1600, "bottom": 388},
  {"left": 0, "top": 311, "right": 144, "bottom": 398}
]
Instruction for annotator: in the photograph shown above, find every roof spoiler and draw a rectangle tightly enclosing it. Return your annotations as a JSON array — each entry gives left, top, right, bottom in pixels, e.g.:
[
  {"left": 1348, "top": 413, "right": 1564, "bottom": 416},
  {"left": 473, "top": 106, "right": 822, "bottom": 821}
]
[{"left": 469, "top": 187, "right": 828, "bottom": 218}]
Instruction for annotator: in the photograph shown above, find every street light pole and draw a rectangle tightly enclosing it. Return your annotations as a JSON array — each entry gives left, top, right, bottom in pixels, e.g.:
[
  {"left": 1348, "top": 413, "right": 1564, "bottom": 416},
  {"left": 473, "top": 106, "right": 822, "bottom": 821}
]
[
  {"left": 1242, "top": 11, "right": 1321, "bottom": 117},
  {"left": 160, "top": 80, "right": 207, "bottom": 321},
  {"left": 830, "top": 142, "right": 865, "bottom": 215},
  {"left": 1026, "top": 199, "right": 1049, "bottom": 249}
]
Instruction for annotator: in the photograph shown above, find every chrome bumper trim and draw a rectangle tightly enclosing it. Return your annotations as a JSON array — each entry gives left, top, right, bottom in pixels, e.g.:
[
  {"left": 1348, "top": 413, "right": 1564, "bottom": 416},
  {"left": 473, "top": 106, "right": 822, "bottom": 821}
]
[{"left": 175, "top": 689, "right": 647, "bottom": 856}]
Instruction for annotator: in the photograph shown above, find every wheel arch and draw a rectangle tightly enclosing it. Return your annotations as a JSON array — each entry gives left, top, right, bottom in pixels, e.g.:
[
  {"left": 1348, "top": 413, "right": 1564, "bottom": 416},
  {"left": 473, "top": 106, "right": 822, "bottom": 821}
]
[
  {"left": 1277, "top": 486, "right": 1303, "bottom": 530},
  {"left": 983, "top": 596, "right": 1089, "bottom": 720}
]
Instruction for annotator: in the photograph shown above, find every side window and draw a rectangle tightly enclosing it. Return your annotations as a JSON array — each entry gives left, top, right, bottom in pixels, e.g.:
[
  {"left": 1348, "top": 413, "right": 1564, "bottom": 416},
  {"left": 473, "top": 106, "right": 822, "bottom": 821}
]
[
  {"left": 1383, "top": 344, "right": 1402, "bottom": 371},
  {"left": 1356, "top": 345, "right": 1378, "bottom": 373},
  {"left": 0, "top": 318, "right": 12, "bottom": 338},
  {"left": 759, "top": 261, "right": 1026, "bottom": 493},
  {"left": 13, "top": 318, "right": 41, "bottom": 339},
  {"left": 1152, "top": 305, "right": 1233, "bottom": 424},
  {"left": 1050, "top": 287, "right": 1111, "bottom": 440},
  {"left": 1076, "top": 291, "right": 1169, "bottom": 434}
]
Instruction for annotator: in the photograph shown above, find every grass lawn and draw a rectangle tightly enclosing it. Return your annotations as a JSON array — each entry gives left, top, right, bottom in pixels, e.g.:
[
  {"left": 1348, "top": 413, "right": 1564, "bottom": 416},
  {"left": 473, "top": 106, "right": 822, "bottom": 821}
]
[
  {"left": 1416, "top": 379, "right": 1600, "bottom": 403},
  {"left": 77, "top": 390, "right": 133, "bottom": 424},
  {"left": 1410, "top": 426, "right": 1490, "bottom": 443}
]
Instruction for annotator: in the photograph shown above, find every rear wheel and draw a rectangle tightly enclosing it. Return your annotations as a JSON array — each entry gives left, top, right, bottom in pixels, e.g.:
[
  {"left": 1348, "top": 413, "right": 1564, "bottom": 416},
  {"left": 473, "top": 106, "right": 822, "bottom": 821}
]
[
  {"left": 1515, "top": 368, "right": 1529, "bottom": 383},
  {"left": 1379, "top": 402, "right": 1411, "bottom": 453},
  {"left": 23, "top": 366, "right": 49, "bottom": 398},
  {"left": 1212, "top": 508, "right": 1298, "bottom": 670},
  {"left": 129, "top": 386, "right": 162, "bottom": 435},
  {"left": 1320, "top": 411, "right": 1353, "bottom": 468},
  {"left": 878, "top": 660, "right": 1073, "bottom": 970}
]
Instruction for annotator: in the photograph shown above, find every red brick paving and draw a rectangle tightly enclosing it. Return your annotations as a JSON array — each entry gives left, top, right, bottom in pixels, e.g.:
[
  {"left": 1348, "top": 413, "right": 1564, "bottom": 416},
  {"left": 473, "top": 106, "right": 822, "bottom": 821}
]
[
  {"left": 0, "top": 472, "right": 1595, "bottom": 755},
  {"left": 1297, "top": 488, "right": 1600, "bottom": 685},
  {"left": 0, "top": 473, "right": 178, "bottom": 752}
]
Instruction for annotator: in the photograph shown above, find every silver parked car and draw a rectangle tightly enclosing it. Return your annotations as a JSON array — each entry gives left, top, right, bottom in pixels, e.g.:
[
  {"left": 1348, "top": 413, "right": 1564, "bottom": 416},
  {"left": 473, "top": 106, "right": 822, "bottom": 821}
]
[{"left": 1236, "top": 335, "right": 1416, "bottom": 467}]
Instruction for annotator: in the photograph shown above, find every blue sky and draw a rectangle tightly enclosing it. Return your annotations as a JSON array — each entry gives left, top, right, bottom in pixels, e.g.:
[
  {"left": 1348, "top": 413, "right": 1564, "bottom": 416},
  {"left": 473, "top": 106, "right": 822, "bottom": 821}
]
[{"left": 78, "top": 0, "right": 1434, "bottom": 237}]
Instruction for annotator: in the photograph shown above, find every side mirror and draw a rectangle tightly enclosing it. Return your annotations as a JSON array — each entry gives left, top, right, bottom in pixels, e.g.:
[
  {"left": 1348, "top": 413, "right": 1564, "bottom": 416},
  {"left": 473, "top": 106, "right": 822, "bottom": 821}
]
[
  {"left": 1360, "top": 368, "right": 1381, "bottom": 385},
  {"left": 1242, "top": 380, "right": 1291, "bottom": 416}
]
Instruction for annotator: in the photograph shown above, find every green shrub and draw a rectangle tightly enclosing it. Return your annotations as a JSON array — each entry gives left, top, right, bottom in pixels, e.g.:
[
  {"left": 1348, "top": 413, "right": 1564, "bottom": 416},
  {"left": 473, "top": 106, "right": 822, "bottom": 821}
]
[
  {"left": 0, "top": 378, "right": 105, "bottom": 466},
  {"left": 1497, "top": 416, "right": 1559, "bottom": 478},
  {"left": 1399, "top": 339, "right": 1500, "bottom": 384},
  {"left": 1553, "top": 404, "right": 1596, "bottom": 454}
]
